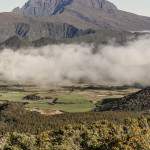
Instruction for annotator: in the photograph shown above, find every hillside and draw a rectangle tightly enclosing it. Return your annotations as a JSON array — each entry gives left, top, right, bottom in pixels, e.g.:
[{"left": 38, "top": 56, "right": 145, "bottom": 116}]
[
  {"left": 2, "top": 117, "right": 150, "bottom": 150},
  {"left": 0, "top": 29, "right": 138, "bottom": 49},
  {"left": 0, "top": 16, "right": 94, "bottom": 43},
  {"left": 95, "top": 88, "right": 150, "bottom": 112},
  {"left": 0, "top": 102, "right": 148, "bottom": 150}
]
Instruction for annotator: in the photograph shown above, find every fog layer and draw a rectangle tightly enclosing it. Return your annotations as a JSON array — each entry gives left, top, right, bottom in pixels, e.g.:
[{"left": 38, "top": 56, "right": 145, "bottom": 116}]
[{"left": 0, "top": 36, "right": 150, "bottom": 86}]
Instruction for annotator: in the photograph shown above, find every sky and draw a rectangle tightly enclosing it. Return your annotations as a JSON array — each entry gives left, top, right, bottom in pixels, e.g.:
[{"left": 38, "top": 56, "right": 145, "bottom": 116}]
[
  {"left": 0, "top": 0, "right": 150, "bottom": 17},
  {"left": 109, "top": 0, "right": 150, "bottom": 16}
]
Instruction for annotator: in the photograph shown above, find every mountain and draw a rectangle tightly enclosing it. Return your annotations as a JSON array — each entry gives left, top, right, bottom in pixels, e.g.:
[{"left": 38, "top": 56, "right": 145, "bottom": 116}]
[
  {"left": 95, "top": 88, "right": 150, "bottom": 112},
  {"left": 13, "top": 0, "right": 150, "bottom": 31},
  {"left": 0, "top": 29, "right": 142, "bottom": 49},
  {"left": 0, "top": 0, "right": 150, "bottom": 44},
  {"left": 14, "top": 0, "right": 117, "bottom": 16},
  {"left": 0, "top": 14, "right": 95, "bottom": 43}
]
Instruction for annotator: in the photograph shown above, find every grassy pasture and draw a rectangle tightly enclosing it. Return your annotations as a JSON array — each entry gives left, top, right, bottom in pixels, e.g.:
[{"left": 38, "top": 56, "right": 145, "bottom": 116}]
[{"left": 0, "top": 85, "right": 139, "bottom": 113}]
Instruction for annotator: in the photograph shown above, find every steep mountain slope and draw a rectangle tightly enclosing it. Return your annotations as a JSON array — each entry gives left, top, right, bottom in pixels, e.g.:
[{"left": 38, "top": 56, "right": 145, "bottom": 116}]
[
  {"left": 0, "top": 0, "right": 150, "bottom": 44},
  {"left": 0, "top": 12, "right": 95, "bottom": 43},
  {"left": 13, "top": 0, "right": 150, "bottom": 31},
  {"left": 0, "top": 29, "right": 140, "bottom": 49}
]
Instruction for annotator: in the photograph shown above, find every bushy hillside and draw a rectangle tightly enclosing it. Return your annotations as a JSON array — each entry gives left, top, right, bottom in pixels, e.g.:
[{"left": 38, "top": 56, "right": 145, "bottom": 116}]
[
  {"left": 0, "top": 102, "right": 140, "bottom": 135},
  {"left": 1, "top": 92, "right": 150, "bottom": 149},
  {"left": 95, "top": 88, "right": 150, "bottom": 112},
  {"left": 1, "top": 117, "right": 150, "bottom": 150}
]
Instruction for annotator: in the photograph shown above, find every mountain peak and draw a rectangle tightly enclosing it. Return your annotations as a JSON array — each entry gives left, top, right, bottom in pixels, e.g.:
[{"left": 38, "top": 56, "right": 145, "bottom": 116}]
[
  {"left": 22, "top": 0, "right": 73, "bottom": 16},
  {"left": 13, "top": 0, "right": 118, "bottom": 17}
]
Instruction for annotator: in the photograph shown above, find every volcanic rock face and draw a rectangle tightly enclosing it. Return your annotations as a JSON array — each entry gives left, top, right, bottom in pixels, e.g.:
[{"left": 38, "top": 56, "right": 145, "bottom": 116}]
[
  {"left": 0, "top": 19, "right": 91, "bottom": 43},
  {"left": 20, "top": 0, "right": 73, "bottom": 16},
  {"left": 96, "top": 88, "right": 150, "bottom": 112},
  {"left": 14, "top": 0, "right": 117, "bottom": 16}
]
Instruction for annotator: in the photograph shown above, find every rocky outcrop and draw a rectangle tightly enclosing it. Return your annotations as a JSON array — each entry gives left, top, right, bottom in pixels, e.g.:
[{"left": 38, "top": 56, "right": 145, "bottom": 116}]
[
  {"left": 23, "top": 94, "right": 41, "bottom": 101},
  {"left": 95, "top": 88, "right": 150, "bottom": 112},
  {"left": 46, "top": 23, "right": 79, "bottom": 39},
  {"left": 0, "top": 36, "right": 28, "bottom": 49},
  {"left": 0, "top": 29, "right": 137, "bottom": 49},
  {"left": 15, "top": 23, "right": 30, "bottom": 38},
  {"left": 0, "top": 18, "right": 94, "bottom": 43},
  {"left": 1, "top": 29, "right": 147, "bottom": 49}
]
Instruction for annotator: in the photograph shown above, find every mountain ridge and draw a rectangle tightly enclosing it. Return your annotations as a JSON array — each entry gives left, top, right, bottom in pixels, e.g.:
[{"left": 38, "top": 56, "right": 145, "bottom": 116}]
[
  {"left": 0, "top": 0, "right": 150, "bottom": 44},
  {"left": 13, "top": 0, "right": 118, "bottom": 16}
]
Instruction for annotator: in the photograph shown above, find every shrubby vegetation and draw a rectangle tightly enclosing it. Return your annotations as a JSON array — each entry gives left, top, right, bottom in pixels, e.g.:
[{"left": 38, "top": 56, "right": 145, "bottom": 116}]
[
  {"left": 0, "top": 102, "right": 140, "bottom": 135},
  {"left": 94, "top": 88, "right": 150, "bottom": 112},
  {"left": 1, "top": 102, "right": 150, "bottom": 149},
  {"left": 1, "top": 117, "right": 150, "bottom": 150}
]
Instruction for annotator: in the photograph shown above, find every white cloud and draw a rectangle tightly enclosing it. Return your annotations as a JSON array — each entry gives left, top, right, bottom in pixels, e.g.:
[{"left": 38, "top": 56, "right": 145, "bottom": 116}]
[{"left": 0, "top": 36, "right": 150, "bottom": 86}]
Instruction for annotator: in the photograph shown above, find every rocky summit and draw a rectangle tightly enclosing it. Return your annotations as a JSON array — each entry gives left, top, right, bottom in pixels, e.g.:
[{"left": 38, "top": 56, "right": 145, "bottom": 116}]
[
  {"left": 14, "top": 0, "right": 117, "bottom": 16},
  {"left": 12, "top": 0, "right": 150, "bottom": 32}
]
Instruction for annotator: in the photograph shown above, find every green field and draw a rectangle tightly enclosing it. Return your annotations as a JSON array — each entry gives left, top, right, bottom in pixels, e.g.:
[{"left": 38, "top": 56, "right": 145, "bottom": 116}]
[
  {"left": 0, "top": 85, "right": 139, "bottom": 113},
  {"left": 26, "top": 93, "right": 94, "bottom": 112}
]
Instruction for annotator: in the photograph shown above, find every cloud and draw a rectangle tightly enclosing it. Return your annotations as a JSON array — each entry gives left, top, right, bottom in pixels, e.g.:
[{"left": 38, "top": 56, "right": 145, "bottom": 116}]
[{"left": 0, "top": 36, "right": 150, "bottom": 86}]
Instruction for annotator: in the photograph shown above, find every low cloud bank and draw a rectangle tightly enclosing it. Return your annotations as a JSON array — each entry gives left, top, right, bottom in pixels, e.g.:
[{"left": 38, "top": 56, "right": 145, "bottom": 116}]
[{"left": 0, "top": 36, "right": 150, "bottom": 86}]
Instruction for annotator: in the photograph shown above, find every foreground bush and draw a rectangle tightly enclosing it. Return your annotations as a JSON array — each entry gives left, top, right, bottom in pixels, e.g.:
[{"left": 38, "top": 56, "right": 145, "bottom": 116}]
[
  {"left": 0, "top": 102, "right": 140, "bottom": 135},
  {"left": 1, "top": 117, "right": 150, "bottom": 150}
]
